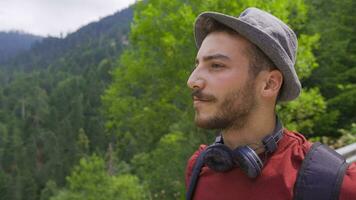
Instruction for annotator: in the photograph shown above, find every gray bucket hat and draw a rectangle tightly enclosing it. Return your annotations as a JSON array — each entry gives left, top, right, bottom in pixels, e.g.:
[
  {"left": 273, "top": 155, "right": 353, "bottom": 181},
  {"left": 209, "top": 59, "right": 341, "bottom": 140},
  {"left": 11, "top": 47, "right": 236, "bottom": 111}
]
[{"left": 194, "top": 7, "right": 301, "bottom": 102}]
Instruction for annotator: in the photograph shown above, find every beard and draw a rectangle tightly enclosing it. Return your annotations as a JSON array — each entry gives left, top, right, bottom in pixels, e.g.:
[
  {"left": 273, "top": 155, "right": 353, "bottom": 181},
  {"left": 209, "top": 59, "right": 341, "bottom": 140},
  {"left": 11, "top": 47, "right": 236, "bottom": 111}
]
[{"left": 193, "top": 78, "right": 257, "bottom": 130}]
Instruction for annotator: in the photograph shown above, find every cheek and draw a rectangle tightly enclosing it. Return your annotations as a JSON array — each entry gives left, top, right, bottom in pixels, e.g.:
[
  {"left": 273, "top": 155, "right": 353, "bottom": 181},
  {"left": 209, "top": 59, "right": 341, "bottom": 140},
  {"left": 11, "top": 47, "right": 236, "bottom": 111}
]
[{"left": 211, "top": 72, "right": 245, "bottom": 97}]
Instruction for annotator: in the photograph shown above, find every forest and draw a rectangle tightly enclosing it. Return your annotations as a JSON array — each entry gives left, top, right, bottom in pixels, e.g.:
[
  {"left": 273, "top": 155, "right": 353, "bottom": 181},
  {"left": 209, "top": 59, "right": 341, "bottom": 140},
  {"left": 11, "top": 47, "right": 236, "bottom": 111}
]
[{"left": 0, "top": 0, "right": 355, "bottom": 199}]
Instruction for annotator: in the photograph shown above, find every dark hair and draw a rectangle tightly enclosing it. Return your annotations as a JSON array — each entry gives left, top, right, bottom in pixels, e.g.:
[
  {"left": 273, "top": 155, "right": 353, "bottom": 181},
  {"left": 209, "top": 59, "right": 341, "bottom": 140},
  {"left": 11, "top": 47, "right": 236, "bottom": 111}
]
[{"left": 198, "top": 17, "right": 277, "bottom": 77}]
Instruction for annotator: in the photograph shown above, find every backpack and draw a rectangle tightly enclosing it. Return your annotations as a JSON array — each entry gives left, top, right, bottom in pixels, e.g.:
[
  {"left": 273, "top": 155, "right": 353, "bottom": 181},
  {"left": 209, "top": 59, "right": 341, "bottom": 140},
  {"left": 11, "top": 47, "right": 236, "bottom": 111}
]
[{"left": 186, "top": 142, "right": 349, "bottom": 200}]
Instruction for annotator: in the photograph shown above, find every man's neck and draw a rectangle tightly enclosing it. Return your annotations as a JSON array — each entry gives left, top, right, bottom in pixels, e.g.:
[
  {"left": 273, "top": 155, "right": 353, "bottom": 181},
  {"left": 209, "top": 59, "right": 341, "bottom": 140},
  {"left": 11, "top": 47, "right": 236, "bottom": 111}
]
[{"left": 221, "top": 112, "right": 277, "bottom": 152}]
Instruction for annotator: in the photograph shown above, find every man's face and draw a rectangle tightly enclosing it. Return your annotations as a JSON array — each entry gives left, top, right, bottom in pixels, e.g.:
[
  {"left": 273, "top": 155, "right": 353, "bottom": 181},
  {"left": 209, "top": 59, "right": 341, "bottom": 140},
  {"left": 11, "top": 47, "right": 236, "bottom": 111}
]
[{"left": 187, "top": 31, "right": 257, "bottom": 130}]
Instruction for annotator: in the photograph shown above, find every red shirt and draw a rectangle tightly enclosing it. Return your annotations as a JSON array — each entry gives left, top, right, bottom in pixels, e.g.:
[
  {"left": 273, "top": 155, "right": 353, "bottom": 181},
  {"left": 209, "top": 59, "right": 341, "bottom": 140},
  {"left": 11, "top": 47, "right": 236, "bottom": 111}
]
[{"left": 185, "top": 130, "right": 356, "bottom": 200}]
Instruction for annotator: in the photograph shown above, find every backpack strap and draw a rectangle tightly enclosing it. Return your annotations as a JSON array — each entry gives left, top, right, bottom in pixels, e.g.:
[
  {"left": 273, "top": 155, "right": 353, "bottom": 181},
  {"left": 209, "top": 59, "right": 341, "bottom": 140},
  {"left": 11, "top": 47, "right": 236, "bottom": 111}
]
[
  {"left": 293, "top": 142, "right": 349, "bottom": 200},
  {"left": 186, "top": 150, "right": 207, "bottom": 200}
]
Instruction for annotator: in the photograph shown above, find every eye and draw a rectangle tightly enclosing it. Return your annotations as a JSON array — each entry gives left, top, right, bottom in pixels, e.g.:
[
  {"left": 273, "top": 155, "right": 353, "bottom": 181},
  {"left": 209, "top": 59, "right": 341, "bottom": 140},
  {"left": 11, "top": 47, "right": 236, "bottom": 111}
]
[{"left": 211, "top": 63, "right": 224, "bottom": 69}]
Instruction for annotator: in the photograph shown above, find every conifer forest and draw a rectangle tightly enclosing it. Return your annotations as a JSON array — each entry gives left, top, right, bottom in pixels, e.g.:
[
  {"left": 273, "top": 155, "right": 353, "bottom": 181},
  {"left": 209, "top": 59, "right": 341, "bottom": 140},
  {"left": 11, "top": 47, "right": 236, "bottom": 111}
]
[{"left": 0, "top": 0, "right": 355, "bottom": 199}]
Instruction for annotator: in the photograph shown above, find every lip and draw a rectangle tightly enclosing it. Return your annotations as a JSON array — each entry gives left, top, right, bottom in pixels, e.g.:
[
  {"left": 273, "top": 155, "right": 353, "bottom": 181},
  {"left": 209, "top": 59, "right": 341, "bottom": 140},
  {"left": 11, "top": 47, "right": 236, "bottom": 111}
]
[
  {"left": 193, "top": 99, "right": 212, "bottom": 107},
  {"left": 193, "top": 97, "right": 211, "bottom": 101},
  {"left": 193, "top": 98, "right": 208, "bottom": 102}
]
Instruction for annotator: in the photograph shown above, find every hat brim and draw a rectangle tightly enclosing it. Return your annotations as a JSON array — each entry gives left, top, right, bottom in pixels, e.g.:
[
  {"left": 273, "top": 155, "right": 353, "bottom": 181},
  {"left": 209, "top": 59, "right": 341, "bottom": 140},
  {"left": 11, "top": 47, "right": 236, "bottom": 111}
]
[{"left": 194, "top": 12, "right": 301, "bottom": 102}]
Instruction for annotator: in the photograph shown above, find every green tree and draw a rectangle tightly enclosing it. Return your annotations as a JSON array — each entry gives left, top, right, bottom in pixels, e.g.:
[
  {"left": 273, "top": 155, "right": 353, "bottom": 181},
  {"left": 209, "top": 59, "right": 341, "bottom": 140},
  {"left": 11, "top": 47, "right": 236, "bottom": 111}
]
[
  {"left": 306, "top": 0, "right": 356, "bottom": 132},
  {"left": 102, "top": 0, "right": 322, "bottom": 199},
  {"left": 0, "top": 169, "right": 10, "bottom": 199},
  {"left": 76, "top": 128, "right": 90, "bottom": 157},
  {"left": 0, "top": 7, "right": 133, "bottom": 199},
  {"left": 132, "top": 132, "right": 194, "bottom": 199},
  {"left": 50, "top": 155, "right": 147, "bottom": 200},
  {"left": 40, "top": 180, "right": 59, "bottom": 200}
]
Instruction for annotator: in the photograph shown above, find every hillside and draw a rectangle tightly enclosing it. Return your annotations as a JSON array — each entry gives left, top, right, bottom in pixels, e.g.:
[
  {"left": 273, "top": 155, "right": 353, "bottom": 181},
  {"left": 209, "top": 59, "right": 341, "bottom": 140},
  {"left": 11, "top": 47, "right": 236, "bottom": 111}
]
[
  {"left": 0, "top": 6, "right": 133, "bottom": 200},
  {"left": 0, "top": 31, "right": 42, "bottom": 63},
  {"left": 0, "top": 7, "right": 133, "bottom": 73}
]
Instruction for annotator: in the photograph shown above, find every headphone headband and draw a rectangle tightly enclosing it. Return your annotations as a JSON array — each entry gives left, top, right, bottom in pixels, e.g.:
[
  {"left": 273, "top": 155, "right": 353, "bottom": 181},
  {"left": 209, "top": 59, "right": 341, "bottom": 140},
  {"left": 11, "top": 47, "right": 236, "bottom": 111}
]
[{"left": 262, "top": 118, "right": 283, "bottom": 153}]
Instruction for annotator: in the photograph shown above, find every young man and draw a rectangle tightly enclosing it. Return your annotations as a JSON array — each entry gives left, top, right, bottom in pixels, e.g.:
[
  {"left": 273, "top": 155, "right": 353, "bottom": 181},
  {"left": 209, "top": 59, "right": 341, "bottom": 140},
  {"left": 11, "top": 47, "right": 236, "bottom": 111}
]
[{"left": 185, "top": 7, "right": 356, "bottom": 200}]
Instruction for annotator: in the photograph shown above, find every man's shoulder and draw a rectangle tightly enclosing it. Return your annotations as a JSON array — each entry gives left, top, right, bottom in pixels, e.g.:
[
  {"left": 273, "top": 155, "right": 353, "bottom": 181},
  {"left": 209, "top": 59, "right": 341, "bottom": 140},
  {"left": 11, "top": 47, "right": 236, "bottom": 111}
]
[
  {"left": 280, "top": 130, "right": 356, "bottom": 199},
  {"left": 185, "top": 144, "right": 207, "bottom": 187},
  {"left": 340, "top": 162, "right": 356, "bottom": 199},
  {"left": 186, "top": 144, "right": 207, "bottom": 172},
  {"left": 284, "top": 130, "right": 356, "bottom": 199},
  {"left": 282, "top": 129, "right": 310, "bottom": 145},
  {"left": 273, "top": 129, "right": 312, "bottom": 159}
]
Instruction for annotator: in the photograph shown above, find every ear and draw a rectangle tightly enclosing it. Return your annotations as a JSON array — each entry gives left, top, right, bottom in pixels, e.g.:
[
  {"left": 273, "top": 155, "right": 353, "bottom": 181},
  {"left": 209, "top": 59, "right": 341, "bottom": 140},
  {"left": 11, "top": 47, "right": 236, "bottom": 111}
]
[{"left": 260, "top": 70, "right": 283, "bottom": 99}]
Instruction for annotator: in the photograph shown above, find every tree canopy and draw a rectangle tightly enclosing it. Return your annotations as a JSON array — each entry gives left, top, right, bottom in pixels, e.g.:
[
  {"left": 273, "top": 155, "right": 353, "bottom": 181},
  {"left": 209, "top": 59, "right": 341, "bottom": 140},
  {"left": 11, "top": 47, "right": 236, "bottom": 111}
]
[{"left": 0, "top": 0, "right": 355, "bottom": 199}]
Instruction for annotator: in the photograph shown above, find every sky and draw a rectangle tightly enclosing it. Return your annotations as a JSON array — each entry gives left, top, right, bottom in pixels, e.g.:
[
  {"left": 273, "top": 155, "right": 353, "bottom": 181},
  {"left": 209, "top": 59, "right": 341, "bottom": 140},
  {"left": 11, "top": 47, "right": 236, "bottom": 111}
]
[{"left": 0, "top": 0, "right": 136, "bottom": 37}]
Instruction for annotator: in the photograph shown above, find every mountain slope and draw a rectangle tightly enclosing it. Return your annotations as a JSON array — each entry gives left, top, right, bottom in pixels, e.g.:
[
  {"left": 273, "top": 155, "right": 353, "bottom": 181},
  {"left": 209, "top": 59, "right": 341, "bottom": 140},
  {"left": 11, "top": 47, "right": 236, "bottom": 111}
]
[
  {"left": 1, "top": 7, "right": 133, "bottom": 72},
  {"left": 0, "top": 31, "right": 43, "bottom": 63},
  {"left": 0, "top": 6, "right": 134, "bottom": 200}
]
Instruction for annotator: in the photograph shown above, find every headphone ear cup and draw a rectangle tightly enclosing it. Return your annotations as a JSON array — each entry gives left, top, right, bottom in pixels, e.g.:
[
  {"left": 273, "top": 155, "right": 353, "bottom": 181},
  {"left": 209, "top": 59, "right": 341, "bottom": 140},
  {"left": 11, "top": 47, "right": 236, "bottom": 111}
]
[
  {"left": 203, "top": 144, "right": 235, "bottom": 172},
  {"left": 233, "top": 146, "right": 263, "bottom": 178}
]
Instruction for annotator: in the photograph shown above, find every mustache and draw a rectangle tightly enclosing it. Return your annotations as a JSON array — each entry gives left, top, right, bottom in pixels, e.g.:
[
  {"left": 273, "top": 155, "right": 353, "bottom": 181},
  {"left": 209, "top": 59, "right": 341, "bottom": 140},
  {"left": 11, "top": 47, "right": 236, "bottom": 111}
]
[{"left": 191, "top": 89, "right": 217, "bottom": 102}]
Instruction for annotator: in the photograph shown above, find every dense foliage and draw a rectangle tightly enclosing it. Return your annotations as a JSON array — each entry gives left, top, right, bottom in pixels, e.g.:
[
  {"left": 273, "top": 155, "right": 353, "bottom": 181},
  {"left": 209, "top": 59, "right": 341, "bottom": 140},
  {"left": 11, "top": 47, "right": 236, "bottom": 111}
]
[
  {"left": 0, "top": 7, "right": 133, "bottom": 200},
  {"left": 0, "top": 0, "right": 355, "bottom": 200},
  {"left": 305, "top": 0, "right": 356, "bottom": 134}
]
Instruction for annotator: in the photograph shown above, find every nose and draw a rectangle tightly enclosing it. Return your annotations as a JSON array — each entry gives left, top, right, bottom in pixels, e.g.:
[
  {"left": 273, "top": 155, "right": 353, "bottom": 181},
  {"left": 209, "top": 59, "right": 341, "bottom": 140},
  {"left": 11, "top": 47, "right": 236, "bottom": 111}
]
[{"left": 187, "top": 67, "right": 205, "bottom": 90}]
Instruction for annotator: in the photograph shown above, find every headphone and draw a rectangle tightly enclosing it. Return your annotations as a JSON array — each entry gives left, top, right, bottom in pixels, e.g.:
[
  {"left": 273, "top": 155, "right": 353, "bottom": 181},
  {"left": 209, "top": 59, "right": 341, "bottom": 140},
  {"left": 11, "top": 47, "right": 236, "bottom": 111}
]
[{"left": 203, "top": 118, "right": 283, "bottom": 178}]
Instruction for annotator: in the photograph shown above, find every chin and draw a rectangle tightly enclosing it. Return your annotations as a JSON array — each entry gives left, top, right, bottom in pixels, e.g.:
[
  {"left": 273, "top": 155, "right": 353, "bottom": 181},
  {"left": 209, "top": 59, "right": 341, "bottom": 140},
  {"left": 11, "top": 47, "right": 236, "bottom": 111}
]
[
  {"left": 194, "top": 115, "right": 226, "bottom": 129},
  {"left": 195, "top": 120, "right": 214, "bottom": 129},
  {"left": 195, "top": 114, "right": 211, "bottom": 129}
]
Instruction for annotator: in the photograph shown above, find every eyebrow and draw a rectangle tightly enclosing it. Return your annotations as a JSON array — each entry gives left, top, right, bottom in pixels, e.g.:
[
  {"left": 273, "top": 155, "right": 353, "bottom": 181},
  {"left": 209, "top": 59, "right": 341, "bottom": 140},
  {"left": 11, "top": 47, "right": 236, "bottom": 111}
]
[{"left": 195, "top": 54, "right": 231, "bottom": 64}]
